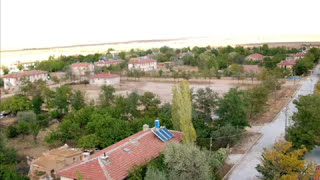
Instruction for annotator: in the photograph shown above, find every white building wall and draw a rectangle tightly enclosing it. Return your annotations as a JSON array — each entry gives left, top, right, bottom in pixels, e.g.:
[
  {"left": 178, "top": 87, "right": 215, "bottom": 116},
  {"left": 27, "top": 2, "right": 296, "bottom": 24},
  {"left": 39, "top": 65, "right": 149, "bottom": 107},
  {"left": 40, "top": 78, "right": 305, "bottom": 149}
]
[
  {"left": 128, "top": 62, "right": 157, "bottom": 71},
  {"left": 3, "top": 73, "right": 48, "bottom": 91},
  {"left": 71, "top": 64, "right": 94, "bottom": 77},
  {"left": 89, "top": 77, "right": 120, "bottom": 86},
  {"left": 60, "top": 177, "right": 73, "bottom": 180}
]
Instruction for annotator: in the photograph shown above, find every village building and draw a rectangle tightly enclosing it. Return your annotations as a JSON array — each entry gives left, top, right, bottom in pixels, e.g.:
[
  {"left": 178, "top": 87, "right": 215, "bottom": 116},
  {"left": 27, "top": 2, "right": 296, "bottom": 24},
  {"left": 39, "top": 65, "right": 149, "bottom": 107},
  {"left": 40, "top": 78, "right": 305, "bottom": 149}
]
[
  {"left": 245, "top": 53, "right": 264, "bottom": 61},
  {"left": 57, "top": 122, "right": 183, "bottom": 180},
  {"left": 29, "top": 144, "right": 82, "bottom": 180},
  {"left": 70, "top": 62, "right": 94, "bottom": 78},
  {"left": 277, "top": 59, "right": 297, "bottom": 69},
  {"left": 128, "top": 58, "right": 157, "bottom": 71},
  {"left": 95, "top": 59, "right": 124, "bottom": 68},
  {"left": 2, "top": 70, "right": 48, "bottom": 91},
  {"left": 176, "top": 53, "right": 187, "bottom": 59},
  {"left": 293, "top": 52, "right": 307, "bottom": 59},
  {"left": 146, "top": 54, "right": 155, "bottom": 59},
  {"left": 89, "top": 73, "right": 120, "bottom": 86},
  {"left": 242, "top": 65, "right": 262, "bottom": 75}
]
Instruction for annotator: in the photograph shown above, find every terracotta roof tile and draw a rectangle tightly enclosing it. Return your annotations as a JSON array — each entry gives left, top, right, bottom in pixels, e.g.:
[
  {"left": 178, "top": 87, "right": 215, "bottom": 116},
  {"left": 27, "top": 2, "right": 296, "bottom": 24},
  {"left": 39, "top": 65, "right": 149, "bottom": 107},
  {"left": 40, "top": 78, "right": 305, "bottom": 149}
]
[
  {"left": 246, "top": 53, "right": 264, "bottom": 60},
  {"left": 278, "top": 59, "right": 297, "bottom": 66},
  {"left": 242, "top": 65, "right": 261, "bottom": 72},
  {"left": 128, "top": 58, "right": 157, "bottom": 65},
  {"left": 71, "top": 62, "right": 92, "bottom": 67},
  {"left": 2, "top": 70, "right": 47, "bottom": 79},
  {"left": 58, "top": 130, "right": 183, "bottom": 180}
]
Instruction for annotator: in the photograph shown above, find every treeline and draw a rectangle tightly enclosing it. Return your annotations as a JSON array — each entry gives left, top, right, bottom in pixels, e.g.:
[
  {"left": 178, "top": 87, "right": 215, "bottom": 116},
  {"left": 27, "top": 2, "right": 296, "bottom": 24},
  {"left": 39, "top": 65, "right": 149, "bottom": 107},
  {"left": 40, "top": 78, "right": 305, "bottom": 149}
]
[{"left": 20, "top": 44, "right": 309, "bottom": 73}]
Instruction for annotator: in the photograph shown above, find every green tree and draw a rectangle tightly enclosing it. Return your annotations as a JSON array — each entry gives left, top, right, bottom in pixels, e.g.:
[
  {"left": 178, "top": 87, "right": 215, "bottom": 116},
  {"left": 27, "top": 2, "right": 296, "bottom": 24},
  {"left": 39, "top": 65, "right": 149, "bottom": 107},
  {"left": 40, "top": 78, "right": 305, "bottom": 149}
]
[
  {"left": 32, "top": 95, "right": 43, "bottom": 114},
  {"left": 286, "top": 94, "right": 320, "bottom": 151},
  {"left": 0, "top": 165, "right": 29, "bottom": 180},
  {"left": 17, "top": 64, "right": 24, "bottom": 71},
  {"left": 247, "top": 85, "right": 269, "bottom": 117},
  {"left": 0, "top": 78, "right": 4, "bottom": 87},
  {"left": 17, "top": 111, "right": 36, "bottom": 123},
  {"left": 145, "top": 169, "right": 167, "bottom": 180},
  {"left": 164, "top": 142, "right": 211, "bottom": 180},
  {"left": 193, "top": 87, "right": 219, "bottom": 115},
  {"left": 215, "top": 88, "right": 250, "bottom": 128},
  {"left": 140, "top": 92, "right": 161, "bottom": 117},
  {"left": 70, "top": 90, "right": 86, "bottom": 111},
  {"left": 211, "top": 124, "right": 245, "bottom": 148},
  {"left": 0, "top": 133, "right": 18, "bottom": 165},
  {"left": 164, "top": 142, "right": 227, "bottom": 180},
  {"left": 1, "top": 66, "right": 9, "bottom": 75},
  {"left": 30, "top": 122, "right": 41, "bottom": 143},
  {"left": 172, "top": 81, "right": 197, "bottom": 143},
  {"left": 229, "top": 64, "right": 244, "bottom": 79},
  {"left": 17, "top": 121, "right": 30, "bottom": 139},
  {"left": 99, "top": 85, "right": 115, "bottom": 106},
  {"left": 294, "top": 57, "right": 314, "bottom": 75},
  {"left": 0, "top": 95, "right": 32, "bottom": 114},
  {"left": 256, "top": 140, "right": 316, "bottom": 180},
  {"left": 52, "top": 85, "right": 72, "bottom": 115}
]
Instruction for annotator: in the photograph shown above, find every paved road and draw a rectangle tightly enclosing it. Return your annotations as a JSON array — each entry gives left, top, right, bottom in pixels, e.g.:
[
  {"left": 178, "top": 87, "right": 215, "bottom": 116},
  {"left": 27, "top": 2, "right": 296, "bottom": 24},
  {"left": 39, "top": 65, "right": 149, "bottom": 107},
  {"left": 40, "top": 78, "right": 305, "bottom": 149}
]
[{"left": 228, "top": 65, "right": 320, "bottom": 180}]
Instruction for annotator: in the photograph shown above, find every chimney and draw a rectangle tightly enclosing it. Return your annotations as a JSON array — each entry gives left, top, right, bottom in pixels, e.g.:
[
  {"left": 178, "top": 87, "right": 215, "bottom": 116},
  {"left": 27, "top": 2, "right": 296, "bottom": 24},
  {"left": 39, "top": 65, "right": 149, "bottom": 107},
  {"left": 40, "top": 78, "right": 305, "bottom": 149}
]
[
  {"left": 82, "top": 152, "right": 90, "bottom": 161},
  {"left": 155, "top": 120, "right": 160, "bottom": 129},
  {"left": 100, "top": 153, "right": 110, "bottom": 165},
  {"left": 143, "top": 124, "right": 149, "bottom": 131}
]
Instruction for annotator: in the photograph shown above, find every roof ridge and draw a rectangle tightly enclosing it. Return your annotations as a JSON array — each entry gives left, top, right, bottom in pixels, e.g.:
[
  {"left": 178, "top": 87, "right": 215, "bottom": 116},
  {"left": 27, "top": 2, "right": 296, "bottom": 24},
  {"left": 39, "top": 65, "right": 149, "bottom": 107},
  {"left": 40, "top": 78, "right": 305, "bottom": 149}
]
[
  {"left": 59, "top": 130, "right": 153, "bottom": 173},
  {"left": 98, "top": 158, "right": 112, "bottom": 180}
]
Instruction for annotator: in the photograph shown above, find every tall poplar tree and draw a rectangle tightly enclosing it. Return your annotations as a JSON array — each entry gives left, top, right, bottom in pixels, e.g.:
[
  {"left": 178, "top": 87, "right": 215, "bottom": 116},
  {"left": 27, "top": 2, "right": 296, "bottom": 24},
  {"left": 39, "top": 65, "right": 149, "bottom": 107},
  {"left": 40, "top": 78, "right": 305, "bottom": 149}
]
[{"left": 172, "top": 81, "right": 197, "bottom": 143}]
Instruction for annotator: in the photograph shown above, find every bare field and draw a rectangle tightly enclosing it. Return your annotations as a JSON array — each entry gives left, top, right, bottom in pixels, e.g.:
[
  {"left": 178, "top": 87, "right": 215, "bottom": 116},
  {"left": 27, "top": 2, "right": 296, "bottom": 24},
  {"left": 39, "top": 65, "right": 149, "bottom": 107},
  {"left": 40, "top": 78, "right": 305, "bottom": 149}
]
[{"left": 71, "top": 79, "right": 253, "bottom": 104}]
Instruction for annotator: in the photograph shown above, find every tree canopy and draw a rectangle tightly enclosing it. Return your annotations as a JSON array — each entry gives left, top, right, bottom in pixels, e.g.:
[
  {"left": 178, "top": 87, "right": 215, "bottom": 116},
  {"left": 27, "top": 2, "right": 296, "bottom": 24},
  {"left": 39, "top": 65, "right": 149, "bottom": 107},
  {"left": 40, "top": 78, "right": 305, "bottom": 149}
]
[
  {"left": 286, "top": 94, "right": 320, "bottom": 151},
  {"left": 256, "top": 140, "right": 316, "bottom": 180}
]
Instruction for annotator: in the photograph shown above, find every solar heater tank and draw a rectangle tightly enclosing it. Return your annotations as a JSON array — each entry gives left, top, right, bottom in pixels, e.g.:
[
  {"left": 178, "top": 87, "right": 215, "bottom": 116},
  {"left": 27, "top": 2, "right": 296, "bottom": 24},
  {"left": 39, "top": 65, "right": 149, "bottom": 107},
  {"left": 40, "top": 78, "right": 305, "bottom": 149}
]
[{"left": 155, "top": 120, "right": 160, "bottom": 128}]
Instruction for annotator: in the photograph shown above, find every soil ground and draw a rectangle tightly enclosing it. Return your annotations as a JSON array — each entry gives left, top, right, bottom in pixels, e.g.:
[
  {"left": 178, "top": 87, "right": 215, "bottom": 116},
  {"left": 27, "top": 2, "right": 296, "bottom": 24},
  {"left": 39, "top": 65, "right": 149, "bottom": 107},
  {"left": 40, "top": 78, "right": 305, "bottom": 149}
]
[
  {"left": 6, "top": 122, "right": 60, "bottom": 159},
  {"left": 71, "top": 79, "right": 255, "bottom": 104}
]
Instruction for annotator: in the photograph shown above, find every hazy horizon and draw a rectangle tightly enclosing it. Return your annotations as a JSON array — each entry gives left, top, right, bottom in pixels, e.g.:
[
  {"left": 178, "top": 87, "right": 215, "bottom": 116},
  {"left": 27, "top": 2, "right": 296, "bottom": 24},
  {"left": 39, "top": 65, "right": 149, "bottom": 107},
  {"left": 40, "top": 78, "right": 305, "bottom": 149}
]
[{"left": 2, "top": 0, "right": 320, "bottom": 50}]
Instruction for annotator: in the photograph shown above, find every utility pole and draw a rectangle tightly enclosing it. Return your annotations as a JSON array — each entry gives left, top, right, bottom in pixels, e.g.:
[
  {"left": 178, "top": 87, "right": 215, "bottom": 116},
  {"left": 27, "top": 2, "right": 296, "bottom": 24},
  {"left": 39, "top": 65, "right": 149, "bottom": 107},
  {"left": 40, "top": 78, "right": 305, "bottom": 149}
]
[{"left": 210, "top": 137, "right": 212, "bottom": 153}]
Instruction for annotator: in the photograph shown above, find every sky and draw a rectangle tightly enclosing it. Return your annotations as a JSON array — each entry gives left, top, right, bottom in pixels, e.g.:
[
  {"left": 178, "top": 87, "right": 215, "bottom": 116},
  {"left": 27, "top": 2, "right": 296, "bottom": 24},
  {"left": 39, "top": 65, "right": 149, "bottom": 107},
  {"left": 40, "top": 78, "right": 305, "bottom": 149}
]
[{"left": 1, "top": 0, "right": 320, "bottom": 50}]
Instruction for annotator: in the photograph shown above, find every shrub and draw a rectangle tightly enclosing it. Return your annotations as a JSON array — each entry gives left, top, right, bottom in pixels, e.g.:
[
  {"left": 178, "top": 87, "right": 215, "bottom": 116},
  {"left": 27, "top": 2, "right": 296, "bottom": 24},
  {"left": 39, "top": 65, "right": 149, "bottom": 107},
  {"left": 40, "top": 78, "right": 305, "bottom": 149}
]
[{"left": 6, "top": 125, "right": 19, "bottom": 138}]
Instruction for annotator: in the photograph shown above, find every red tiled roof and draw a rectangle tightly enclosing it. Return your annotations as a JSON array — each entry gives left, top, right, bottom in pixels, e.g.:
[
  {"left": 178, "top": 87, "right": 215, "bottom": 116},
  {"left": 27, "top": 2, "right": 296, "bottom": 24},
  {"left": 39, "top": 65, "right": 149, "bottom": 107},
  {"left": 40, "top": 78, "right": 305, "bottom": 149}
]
[
  {"left": 2, "top": 70, "right": 47, "bottom": 79},
  {"left": 96, "top": 59, "right": 124, "bottom": 65},
  {"left": 146, "top": 54, "right": 154, "bottom": 58},
  {"left": 58, "top": 130, "right": 183, "bottom": 180},
  {"left": 176, "top": 53, "right": 187, "bottom": 58},
  {"left": 246, "top": 53, "right": 264, "bottom": 60},
  {"left": 295, "top": 52, "right": 306, "bottom": 58},
  {"left": 128, "top": 58, "right": 157, "bottom": 65},
  {"left": 71, "top": 62, "right": 92, "bottom": 67},
  {"left": 242, "top": 65, "right": 261, "bottom": 72},
  {"left": 315, "top": 165, "right": 320, "bottom": 180},
  {"left": 90, "top": 73, "right": 120, "bottom": 79},
  {"left": 278, "top": 59, "right": 297, "bottom": 66}
]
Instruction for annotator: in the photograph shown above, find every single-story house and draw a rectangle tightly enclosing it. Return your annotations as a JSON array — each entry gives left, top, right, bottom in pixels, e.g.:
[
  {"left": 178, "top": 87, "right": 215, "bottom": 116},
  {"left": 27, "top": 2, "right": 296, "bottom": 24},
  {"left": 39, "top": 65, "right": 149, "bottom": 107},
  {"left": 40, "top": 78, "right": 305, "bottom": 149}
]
[
  {"left": 128, "top": 58, "right": 157, "bottom": 71},
  {"left": 242, "top": 65, "right": 262, "bottom": 74},
  {"left": 2, "top": 70, "right": 48, "bottom": 91},
  {"left": 29, "top": 144, "right": 82, "bottom": 179},
  {"left": 89, "top": 73, "right": 120, "bottom": 86},
  {"left": 245, "top": 53, "right": 264, "bottom": 61},
  {"left": 57, "top": 121, "right": 183, "bottom": 180},
  {"left": 277, "top": 59, "right": 297, "bottom": 69}
]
